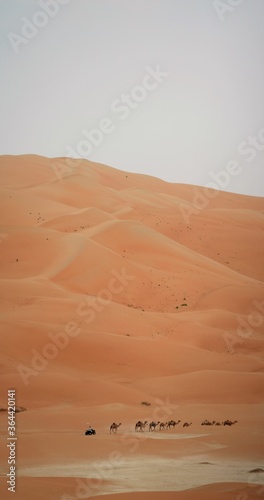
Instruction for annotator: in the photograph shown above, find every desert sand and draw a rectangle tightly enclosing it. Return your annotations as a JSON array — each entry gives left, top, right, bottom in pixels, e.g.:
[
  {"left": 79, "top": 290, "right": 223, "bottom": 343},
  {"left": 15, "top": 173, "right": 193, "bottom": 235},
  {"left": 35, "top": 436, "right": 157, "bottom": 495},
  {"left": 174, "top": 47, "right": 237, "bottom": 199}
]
[{"left": 0, "top": 154, "right": 264, "bottom": 500}]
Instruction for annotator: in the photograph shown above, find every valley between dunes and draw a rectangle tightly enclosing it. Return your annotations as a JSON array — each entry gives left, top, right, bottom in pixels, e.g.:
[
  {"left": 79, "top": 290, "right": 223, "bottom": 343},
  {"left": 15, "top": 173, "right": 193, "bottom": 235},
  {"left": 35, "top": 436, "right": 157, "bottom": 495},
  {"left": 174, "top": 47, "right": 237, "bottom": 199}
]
[{"left": 0, "top": 155, "right": 264, "bottom": 500}]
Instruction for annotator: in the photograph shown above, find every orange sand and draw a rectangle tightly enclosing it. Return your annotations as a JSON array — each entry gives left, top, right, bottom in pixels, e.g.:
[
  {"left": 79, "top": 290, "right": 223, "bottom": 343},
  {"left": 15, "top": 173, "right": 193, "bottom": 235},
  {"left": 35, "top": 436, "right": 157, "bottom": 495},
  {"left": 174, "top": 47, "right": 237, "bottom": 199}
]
[{"left": 0, "top": 155, "right": 264, "bottom": 500}]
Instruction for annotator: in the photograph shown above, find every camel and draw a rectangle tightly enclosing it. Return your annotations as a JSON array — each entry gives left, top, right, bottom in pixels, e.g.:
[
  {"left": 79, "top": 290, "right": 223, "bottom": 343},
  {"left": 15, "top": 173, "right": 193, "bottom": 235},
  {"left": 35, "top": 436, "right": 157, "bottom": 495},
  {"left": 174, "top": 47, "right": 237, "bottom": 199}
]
[
  {"left": 223, "top": 420, "right": 238, "bottom": 426},
  {"left": 135, "top": 420, "right": 148, "bottom": 432},
  {"left": 166, "top": 419, "right": 181, "bottom": 429},
  {"left": 159, "top": 422, "right": 167, "bottom": 431},
  {"left": 215, "top": 422, "right": 222, "bottom": 426},
  {"left": 149, "top": 421, "right": 160, "bottom": 431},
  {"left": 183, "top": 422, "right": 192, "bottom": 427},
  {"left": 110, "top": 422, "right": 122, "bottom": 434},
  {"left": 201, "top": 420, "right": 215, "bottom": 426}
]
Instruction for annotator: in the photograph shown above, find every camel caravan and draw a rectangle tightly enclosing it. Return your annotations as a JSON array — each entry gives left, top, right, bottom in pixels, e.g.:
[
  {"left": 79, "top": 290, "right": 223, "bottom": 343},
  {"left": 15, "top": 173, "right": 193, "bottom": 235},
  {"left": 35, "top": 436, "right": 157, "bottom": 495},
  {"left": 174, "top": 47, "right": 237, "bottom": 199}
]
[
  {"left": 85, "top": 419, "right": 238, "bottom": 436},
  {"left": 132, "top": 419, "right": 237, "bottom": 431},
  {"left": 201, "top": 419, "right": 238, "bottom": 426},
  {"left": 114, "top": 419, "right": 237, "bottom": 433}
]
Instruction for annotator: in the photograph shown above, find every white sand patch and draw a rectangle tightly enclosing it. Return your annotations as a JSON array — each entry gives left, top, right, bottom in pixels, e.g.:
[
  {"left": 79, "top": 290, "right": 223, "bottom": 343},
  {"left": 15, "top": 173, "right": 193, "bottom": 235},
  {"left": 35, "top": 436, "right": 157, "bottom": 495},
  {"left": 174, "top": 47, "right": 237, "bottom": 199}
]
[
  {"left": 18, "top": 456, "right": 260, "bottom": 495},
  {"left": 140, "top": 432, "right": 209, "bottom": 440}
]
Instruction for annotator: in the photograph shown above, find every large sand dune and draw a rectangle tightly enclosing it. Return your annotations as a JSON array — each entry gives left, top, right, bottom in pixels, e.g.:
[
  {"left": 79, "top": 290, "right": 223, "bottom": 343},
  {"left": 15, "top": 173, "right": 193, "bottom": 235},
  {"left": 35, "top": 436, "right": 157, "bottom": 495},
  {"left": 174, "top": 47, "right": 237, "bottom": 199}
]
[{"left": 0, "top": 155, "right": 264, "bottom": 499}]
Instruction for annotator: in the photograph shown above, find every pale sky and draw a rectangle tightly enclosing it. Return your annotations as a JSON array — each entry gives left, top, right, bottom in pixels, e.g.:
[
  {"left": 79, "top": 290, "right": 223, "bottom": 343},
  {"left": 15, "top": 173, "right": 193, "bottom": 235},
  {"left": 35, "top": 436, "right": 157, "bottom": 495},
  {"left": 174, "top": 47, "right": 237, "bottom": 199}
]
[{"left": 0, "top": 0, "right": 263, "bottom": 196}]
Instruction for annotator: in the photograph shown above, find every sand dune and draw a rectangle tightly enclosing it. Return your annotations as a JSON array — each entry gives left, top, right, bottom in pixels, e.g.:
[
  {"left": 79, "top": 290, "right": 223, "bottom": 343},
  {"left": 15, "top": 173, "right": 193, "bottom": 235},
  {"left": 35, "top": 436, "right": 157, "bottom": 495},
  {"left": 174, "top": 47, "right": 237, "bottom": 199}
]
[{"left": 0, "top": 155, "right": 263, "bottom": 499}]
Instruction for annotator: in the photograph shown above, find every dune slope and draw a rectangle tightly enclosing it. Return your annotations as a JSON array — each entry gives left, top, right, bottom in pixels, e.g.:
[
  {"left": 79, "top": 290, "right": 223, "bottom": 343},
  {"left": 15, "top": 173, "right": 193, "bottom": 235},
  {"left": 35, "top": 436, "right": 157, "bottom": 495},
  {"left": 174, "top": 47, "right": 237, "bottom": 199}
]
[{"left": 0, "top": 155, "right": 263, "bottom": 500}]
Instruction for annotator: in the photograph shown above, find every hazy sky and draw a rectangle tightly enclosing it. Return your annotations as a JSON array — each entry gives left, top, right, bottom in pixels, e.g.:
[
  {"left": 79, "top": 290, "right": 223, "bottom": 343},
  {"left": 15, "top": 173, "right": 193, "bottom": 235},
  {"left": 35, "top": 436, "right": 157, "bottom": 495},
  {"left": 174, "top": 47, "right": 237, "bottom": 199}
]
[{"left": 0, "top": 0, "right": 263, "bottom": 195}]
